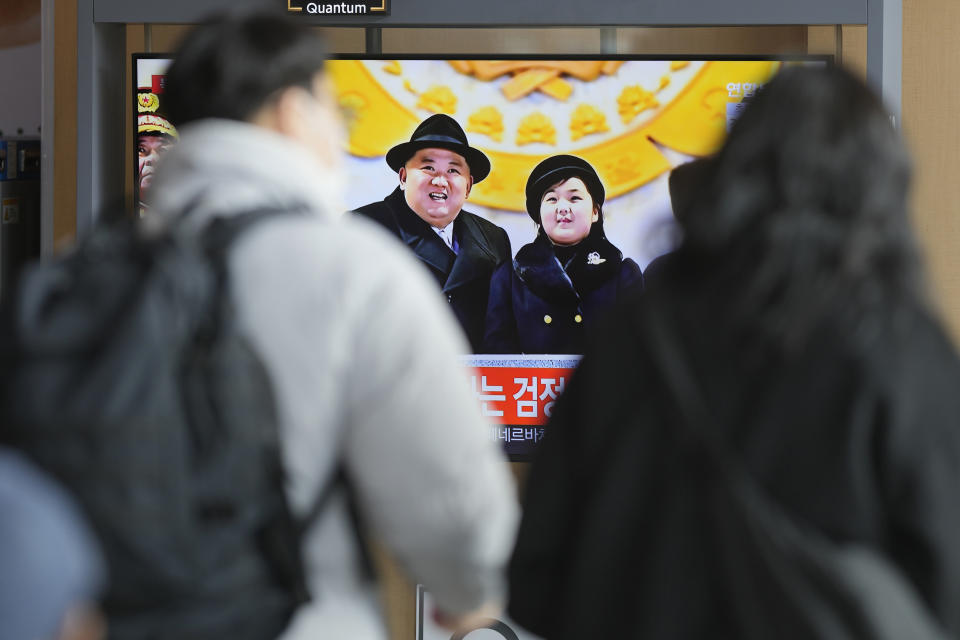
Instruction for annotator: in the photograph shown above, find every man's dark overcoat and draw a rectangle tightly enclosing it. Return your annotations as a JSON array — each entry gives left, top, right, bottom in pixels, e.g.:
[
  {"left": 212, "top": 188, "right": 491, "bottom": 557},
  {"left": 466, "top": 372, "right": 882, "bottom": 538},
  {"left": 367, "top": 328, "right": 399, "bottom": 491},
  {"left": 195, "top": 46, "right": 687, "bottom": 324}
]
[{"left": 353, "top": 187, "right": 511, "bottom": 352}]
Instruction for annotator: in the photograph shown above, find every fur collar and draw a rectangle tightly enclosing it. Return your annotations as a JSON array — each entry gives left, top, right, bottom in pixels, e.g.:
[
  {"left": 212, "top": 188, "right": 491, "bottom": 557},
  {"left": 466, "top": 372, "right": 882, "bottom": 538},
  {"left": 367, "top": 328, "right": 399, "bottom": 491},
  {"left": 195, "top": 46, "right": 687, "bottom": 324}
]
[{"left": 514, "top": 230, "right": 623, "bottom": 303}]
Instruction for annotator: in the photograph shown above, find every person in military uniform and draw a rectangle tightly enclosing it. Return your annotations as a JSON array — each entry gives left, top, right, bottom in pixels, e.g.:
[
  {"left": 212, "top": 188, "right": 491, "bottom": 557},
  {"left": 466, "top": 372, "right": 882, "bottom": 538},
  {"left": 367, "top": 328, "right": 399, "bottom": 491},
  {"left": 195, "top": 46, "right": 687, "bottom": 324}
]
[
  {"left": 353, "top": 114, "right": 512, "bottom": 352},
  {"left": 483, "top": 155, "right": 643, "bottom": 354},
  {"left": 136, "top": 88, "right": 178, "bottom": 215}
]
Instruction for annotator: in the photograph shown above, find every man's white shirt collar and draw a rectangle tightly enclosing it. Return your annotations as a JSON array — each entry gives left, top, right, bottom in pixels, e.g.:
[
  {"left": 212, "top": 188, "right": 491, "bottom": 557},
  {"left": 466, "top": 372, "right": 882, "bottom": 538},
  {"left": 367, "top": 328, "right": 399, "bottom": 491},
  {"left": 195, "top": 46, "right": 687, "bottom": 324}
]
[{"left": 432, "top": 221, "right": 458, "bottom": 253}]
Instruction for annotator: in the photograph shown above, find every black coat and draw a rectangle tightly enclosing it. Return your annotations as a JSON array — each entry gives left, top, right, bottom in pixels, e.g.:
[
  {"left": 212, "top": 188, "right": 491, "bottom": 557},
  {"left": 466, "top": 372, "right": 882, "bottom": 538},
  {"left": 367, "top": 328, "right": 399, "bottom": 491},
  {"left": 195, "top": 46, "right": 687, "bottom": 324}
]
[
  {"left": 508, "top": 254, "right": 960, "bottom": 638},
  {"left": 353, "top": 188, "right": 512, "bottom": 352},
  {"left": 483, "top": 231, "right": 643, "bottom": 354}
]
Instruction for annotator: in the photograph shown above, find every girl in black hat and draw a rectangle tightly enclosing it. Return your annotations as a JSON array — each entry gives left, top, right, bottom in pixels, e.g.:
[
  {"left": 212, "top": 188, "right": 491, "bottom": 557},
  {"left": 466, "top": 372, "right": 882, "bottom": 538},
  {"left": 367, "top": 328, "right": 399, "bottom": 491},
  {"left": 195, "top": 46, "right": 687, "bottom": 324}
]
[{"left": 483, "top": 155, "right": 643, "bottom": 354}]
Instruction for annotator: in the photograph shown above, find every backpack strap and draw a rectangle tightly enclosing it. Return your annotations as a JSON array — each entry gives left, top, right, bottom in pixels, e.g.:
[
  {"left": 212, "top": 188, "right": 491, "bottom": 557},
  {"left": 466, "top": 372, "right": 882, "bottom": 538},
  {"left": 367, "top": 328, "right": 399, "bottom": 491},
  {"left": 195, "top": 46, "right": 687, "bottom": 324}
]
[
  {"left": 197, "top": 207, "right": 317, "bottom": 605},
  {"left": 298, "top": 465, "right": 376, "bottom": 580},
  {"left": 195, "top": 207, "right": 374, "bottom": 600},
  {"left": 199, "top": 208, "right": 307, "bottom": 338}
]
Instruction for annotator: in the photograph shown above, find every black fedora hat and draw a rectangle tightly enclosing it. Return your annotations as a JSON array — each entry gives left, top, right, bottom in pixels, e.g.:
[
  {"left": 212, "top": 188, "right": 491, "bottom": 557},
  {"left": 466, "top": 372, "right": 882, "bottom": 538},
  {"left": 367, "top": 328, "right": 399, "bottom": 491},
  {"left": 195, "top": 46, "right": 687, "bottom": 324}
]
[
  {"left": 525, "top": 154, "right": 605, "bottom": 223},
  {"left": 386, "top": 114, "right": 491, "bottom": 183}
]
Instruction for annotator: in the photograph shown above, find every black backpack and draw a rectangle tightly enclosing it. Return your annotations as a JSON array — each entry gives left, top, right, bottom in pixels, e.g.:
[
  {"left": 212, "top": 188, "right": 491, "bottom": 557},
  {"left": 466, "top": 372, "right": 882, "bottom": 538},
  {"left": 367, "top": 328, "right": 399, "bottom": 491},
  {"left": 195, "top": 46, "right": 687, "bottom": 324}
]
[{"left": 0, "top": 209, "right": 310, "bottom": 640}]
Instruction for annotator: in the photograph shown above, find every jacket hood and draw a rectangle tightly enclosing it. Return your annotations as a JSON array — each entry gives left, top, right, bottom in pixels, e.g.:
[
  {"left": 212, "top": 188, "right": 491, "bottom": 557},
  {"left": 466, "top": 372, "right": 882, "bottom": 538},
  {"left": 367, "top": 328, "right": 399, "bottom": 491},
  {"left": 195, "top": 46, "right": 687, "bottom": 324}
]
[{"left": 147, "top": 118, "right": 345, "bottom": 232}]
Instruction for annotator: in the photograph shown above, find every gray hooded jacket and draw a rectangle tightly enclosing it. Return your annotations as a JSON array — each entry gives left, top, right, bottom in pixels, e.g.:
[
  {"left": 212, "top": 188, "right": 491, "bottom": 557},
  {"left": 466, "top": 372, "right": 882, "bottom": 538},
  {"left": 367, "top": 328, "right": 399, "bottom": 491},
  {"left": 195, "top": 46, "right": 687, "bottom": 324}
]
[{"left": 150, "top": 119, "right": 519, "bottom": 639}]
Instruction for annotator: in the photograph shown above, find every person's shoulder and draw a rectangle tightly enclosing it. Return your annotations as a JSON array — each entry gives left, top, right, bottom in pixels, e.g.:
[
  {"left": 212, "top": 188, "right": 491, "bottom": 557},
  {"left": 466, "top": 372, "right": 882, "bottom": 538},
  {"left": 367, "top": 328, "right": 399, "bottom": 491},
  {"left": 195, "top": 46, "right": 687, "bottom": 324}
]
[
  {"left": 853, "top": 302, "right": 960, "bottom": 476},
  {"left": 233, "top": 207, "right": 412, "bottom": 276},
  {"left": 813, "top": 301, "right": 960, "bottom": 435},
  {"left": 641, "top": 252, "right": 673, "bottom": 285},
  {"left": 335, "top": 213, "right": 420, "bottom": 263},
  {"left": 875, "top": 303, "right": 960, "bottom": 378},
  {"left": 460, "top": 210, "right": 511, "bottom": 256},
  {"left": 462, "top": 210, "right": 507, "bottom": 236},
  {"left": 621, "top": 256, "right": 642, "bottom": 274},
  {"left": 351, "top": 197, "right": 391, "bottom": 221},
  {"left": 614, "top": 256, "right": 644, "bottom": 292},
  {"left": 351, "top": 194, "right": 410, "bottom": 241},
  {"left": 490, "top": 256, "right": 515, "bottom": 282}
]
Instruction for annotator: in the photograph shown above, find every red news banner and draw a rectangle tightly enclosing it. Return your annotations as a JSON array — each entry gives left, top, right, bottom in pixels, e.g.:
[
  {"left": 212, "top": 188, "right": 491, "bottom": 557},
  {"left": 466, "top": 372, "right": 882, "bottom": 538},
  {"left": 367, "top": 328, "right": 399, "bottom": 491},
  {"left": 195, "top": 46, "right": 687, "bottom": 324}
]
[{"left": 464, "top": 355, "right": 581, "bottom": 458}]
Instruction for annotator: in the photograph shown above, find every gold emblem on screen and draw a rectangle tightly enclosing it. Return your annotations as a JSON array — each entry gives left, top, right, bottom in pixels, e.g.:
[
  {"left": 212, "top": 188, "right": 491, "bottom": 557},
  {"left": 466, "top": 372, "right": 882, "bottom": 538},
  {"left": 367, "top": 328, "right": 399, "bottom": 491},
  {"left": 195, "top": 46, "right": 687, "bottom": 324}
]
[
  {"left": 449, "top": 60, "right": 624, "bottom": 102},
  {"left": 467, "top": 107, "right": 505, "bottom": 143},
  {"left": 570, "top": 104, "right": 610, "bottom": 141},
  {"left": 617, "top": 86, "right": 659, "bottom": 124},
  {"left": 137, "top": 93, "right": 160, "bottom": 113},
  {"left": 327, "top": 59, "right": 782, "bottom": 211},
  {"left": 415, "top": 86, "right": 458, "bottom": 114},
  {"left": 517, "top": 113, "right": 557, "bottom": 146}
]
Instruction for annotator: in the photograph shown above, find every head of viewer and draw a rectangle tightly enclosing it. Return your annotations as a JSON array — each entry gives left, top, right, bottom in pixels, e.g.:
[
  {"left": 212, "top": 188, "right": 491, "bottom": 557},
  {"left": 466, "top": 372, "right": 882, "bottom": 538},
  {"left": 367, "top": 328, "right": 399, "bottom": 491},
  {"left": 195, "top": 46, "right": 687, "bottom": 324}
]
[
  {"left": 386, "top": 114, "right": 491, "bottom": 229},
  {"left": 681, "top": 65, "right": 916, "bottom": 347},
  {"left": 526, "top": 154, "right": 605, "bottom": 246},
  {"left": 0, "top": 450, "right": 105, "bottom": 640},
  {"left": 683, "top": 65, "right": 911, "bottom": 258},
  {"left": 164, "top": 12, "right": 342, "bottom": 169}
]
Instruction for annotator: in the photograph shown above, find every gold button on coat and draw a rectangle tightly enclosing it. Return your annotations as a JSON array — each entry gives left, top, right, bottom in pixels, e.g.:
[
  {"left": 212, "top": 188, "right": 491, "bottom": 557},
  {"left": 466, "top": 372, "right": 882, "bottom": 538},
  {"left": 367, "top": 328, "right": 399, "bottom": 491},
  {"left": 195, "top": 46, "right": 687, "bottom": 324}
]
[
  {"left": 543, "top": 315, "right": 552, "bottom": 324},
  {"left": 574, "top": 314, "right": 583, "bottom": 323}
]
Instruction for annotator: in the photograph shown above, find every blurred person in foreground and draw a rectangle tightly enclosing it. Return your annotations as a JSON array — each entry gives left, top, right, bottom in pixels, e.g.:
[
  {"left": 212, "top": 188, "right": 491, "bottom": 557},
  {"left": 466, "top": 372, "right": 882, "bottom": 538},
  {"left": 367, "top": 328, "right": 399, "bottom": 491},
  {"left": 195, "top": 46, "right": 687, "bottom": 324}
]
[
  {"left": 508, "top": 65, "right": 960, "bottom": 638},
  {"left": 151, "top": 13, "right": 517, "bottom": 639},
  {"left": 0, "top": 448, "right": 105, "bottom": 640}
]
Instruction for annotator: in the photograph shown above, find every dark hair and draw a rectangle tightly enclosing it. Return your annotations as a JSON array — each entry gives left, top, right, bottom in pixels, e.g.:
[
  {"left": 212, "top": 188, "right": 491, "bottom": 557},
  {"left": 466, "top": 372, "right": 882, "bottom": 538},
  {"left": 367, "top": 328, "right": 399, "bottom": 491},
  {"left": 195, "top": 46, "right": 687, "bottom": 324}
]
[
  {"left": 164, "top": 12, "right": 327, "bottom": 126},
  {"left": 681, "top": 65, "right": 920, "bottom": 349}
]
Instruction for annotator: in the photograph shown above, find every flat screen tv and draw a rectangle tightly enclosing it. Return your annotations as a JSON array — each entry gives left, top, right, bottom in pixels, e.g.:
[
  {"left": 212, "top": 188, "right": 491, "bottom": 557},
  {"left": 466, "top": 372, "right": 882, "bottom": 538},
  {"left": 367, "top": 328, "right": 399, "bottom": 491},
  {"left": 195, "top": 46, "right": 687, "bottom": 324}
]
[{"left": 133, "top": 54, "right": 827, "bottom": 458}]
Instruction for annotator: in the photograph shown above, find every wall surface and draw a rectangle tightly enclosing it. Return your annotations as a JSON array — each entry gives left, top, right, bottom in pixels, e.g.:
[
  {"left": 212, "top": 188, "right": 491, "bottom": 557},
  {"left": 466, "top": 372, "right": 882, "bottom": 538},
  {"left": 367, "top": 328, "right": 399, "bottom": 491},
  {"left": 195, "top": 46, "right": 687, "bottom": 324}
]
[
  {"left": 902, "top": 0, "right": 960, "bottom": 343},
  {"left": 53, "top": 0, "right": 77, "bottom": 249},
  {"left": 0, "top": 41, "right": 41, "bottom": 136}
]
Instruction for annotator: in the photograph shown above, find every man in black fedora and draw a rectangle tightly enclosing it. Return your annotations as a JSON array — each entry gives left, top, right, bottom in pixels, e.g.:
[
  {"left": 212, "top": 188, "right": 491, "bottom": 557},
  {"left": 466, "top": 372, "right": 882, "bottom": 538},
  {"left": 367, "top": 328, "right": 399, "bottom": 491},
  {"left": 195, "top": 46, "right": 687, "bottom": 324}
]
[{"left": 353, "top": 114, "right": 512, "bottom": 352}]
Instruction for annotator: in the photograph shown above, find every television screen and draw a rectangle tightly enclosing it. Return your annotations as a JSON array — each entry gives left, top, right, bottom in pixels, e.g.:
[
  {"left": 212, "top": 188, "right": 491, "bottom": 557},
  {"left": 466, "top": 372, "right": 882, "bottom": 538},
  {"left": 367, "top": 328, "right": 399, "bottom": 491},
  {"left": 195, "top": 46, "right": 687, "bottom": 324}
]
[{"left": 133, "top": 54, "right": 825, "bottom": 458}]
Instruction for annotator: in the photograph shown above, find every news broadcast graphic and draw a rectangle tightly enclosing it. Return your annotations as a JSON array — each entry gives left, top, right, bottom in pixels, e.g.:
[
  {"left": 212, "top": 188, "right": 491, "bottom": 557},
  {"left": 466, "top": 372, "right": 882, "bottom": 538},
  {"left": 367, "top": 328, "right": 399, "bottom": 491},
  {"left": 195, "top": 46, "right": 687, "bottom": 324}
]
[{"left": 465, "top": 355, "right": 579, "bottom": 458}]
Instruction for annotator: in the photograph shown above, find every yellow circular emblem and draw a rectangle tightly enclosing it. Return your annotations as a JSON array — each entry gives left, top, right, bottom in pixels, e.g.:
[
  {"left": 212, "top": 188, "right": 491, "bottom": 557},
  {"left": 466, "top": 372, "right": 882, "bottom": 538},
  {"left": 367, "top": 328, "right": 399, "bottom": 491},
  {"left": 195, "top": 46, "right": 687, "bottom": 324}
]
[
  {"left": 329, "top": 59, "right": 781, "bottom": 212},
  {"left": 138, "top": 92, "right": 160, "bottom": 113}
]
